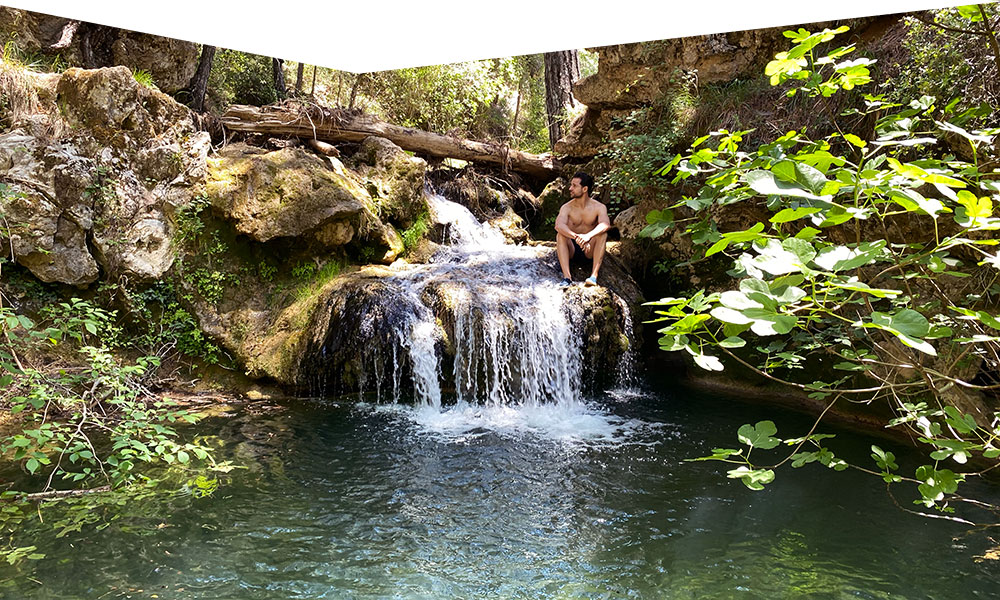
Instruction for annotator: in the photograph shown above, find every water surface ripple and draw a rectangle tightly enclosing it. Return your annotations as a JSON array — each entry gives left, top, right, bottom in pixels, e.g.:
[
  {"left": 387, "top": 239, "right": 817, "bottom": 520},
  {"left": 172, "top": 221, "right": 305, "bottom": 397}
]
[{"left": 2, "top": 386, "right": 999, "bottom": 599}]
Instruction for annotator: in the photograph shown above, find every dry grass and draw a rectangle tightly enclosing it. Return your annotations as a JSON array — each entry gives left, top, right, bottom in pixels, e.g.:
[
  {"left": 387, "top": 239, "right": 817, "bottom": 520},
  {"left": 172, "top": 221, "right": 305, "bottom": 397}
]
[{"left": 0, "top": 42, "right": 40, "bottom": 128}]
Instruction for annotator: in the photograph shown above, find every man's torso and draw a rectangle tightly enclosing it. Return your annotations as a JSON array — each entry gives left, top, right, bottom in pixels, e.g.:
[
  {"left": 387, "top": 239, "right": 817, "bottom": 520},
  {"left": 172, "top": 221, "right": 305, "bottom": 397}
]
[{"left": 564, "top": 199, "right": 602, "bottom": 234}]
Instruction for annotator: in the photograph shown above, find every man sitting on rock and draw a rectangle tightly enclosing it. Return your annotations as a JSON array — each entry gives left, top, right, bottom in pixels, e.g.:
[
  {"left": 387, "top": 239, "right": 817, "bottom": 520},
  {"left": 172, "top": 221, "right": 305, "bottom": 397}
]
[{"left": 554, "top": 171, "right": 610, "bottom": 287}]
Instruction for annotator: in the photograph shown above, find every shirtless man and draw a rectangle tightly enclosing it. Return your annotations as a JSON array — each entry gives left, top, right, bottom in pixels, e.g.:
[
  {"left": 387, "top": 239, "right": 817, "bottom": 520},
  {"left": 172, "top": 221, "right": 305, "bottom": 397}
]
[{"left": 554, "top": 171, "right": 610, "bottom": 287}]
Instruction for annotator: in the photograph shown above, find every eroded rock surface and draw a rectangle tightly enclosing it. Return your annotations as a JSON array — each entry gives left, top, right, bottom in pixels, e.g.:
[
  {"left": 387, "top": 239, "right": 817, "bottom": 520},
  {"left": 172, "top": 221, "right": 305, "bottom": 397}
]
[
  {"left": 207, "top": 143, "right": 368, "bottom": 243},
  {"left": 1, "top": 66, "right": 209, "bottom": 284}
]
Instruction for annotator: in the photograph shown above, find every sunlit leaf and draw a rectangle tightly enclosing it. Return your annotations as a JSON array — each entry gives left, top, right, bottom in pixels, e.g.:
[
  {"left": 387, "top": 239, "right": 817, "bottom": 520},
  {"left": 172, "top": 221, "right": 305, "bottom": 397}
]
[{"left": 738, "top": 421, "right": 781, "bottom": 450}]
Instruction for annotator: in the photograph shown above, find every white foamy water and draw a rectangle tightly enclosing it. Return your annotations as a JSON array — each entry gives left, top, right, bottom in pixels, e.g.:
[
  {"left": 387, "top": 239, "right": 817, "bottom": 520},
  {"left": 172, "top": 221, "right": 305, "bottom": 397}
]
[
  {"left": 344, "top": 192, "right": 643, "bottom": 440},
  {"left": 370, "top": 400, "right": 665, "bottom": 447}
]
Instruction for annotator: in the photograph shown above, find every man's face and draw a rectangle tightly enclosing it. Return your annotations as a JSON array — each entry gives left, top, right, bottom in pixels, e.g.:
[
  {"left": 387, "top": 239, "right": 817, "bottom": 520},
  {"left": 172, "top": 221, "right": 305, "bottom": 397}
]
[{"left": 568, "top": 178, "right": 585, "bottom": 199}]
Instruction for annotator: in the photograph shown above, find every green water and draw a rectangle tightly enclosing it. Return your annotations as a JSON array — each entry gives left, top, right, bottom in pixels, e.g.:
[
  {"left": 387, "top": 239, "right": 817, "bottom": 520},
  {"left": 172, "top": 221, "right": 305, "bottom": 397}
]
[{"left": 1, "top": 383, "right": 998, "bottom": 599}]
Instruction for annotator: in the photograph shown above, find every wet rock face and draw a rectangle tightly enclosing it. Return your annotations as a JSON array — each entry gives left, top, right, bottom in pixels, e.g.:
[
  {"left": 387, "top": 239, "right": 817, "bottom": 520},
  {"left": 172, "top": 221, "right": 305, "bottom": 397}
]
[
  {"left": 0, "top": 67, "right": 209, "bottom": 284},
  {"left": 294, "top": 246, "right": 645, "bottom": 397}
]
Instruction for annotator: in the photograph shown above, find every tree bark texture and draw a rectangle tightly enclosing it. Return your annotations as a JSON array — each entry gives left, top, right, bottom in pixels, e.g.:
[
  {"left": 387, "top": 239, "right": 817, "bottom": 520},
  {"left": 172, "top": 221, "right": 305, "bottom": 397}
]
[
  {"left": 272, "top": 58, "right": 286, "bottom": 98},
  {"left": 49, "top": 20, "right": 80, "bottom": 50},
  {"left": 295, "top": 62, "right": 305, "bottom": 93},
  {"left": 188, "top": 45, "right": 216, "bottom": 113},
  {"left": 220, "top": 104, "right": 560, "bottom": 178},
  {"left": 543, "top": 50, "right": 580, "bottom": 148},
  {"left": 348, "top": 73, "right": 366, "bottom": 109},
  {"left": 79, "top": 23, "right": 117, "bottom": 69}
]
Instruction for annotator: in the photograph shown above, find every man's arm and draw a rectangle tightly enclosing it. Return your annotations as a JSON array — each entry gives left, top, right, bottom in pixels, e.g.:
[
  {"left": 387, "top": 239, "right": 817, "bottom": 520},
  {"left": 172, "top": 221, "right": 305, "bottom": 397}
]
[
  {"left": 580, "top": 203, "right": 611, "bottom": 243},
  {"left": 554, "top": 204, "right": 583, "bottom": 243}
]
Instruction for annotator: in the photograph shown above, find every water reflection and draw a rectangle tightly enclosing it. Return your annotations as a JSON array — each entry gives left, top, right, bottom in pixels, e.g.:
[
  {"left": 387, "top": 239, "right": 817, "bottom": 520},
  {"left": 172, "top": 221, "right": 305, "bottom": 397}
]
[{"left": 1, "top": 389, "right": 999, "bottom": 599}]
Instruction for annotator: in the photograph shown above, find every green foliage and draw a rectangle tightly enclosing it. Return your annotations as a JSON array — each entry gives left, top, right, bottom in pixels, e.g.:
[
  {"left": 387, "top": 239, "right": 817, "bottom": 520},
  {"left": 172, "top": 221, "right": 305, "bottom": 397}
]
[
  {"left": 293, "top": 258, "right": 347, "bottom": 302},
  {"left": 39, "top": 297, "right": 121, "bottom": 348},
  {"left": 208, "top": 49, "right": 279, "bottom": 108},
  {"left": 257, "top": 261, "right": 278, "bottom": 282},
  {"left": 401, "top": 210, "right": 430, "bottom": 252},
  {"left": 764, "top": 26, "right": 874, "bottom": 97},
  {"left": 131, "top": 68, "right": 157, "bottom": 90},
  {"left": 596, "top": 70, "right": 697, "bottom": 211},
  {"left": 647, "top": 26, "right": 1000, "bottom": 517},
  {"left": 291, "top": 261, "right": 316, "bottom": 280},
  {"left": 0, "top": 306, "right": 221, "bottom": 497},
  {"left": 126, "top": 283, "right": 221, "bottom": 364},
  {"left": 347, "top": 56, "right": 549, "bottom": 151},
  {"left": 172, "top": 195, "right": 238, "bottom": 307},
  {"left": 887, "top": 7, "right": 999, "bottom": 109},
  {"left": 177, "top": 225, "right": 237, "bottom": 306},
  {"left": 174, "top": 194, "right": 211, "bottom": 247}
]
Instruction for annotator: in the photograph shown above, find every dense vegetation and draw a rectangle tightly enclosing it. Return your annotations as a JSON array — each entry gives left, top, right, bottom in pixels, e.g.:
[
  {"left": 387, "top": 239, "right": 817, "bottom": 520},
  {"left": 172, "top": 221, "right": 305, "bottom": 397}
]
[
  {"left": 640, "top": 12, "right": 1000, "bottom": 522},
  {"left": 206, "top": 51, "right": 596, "bottom": 153}
]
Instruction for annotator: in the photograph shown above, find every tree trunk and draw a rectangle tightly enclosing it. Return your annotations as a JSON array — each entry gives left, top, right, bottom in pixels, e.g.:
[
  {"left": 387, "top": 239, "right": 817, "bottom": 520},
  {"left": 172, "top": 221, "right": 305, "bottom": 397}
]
[
  {"left": 348, "top": 73, "right": 366, "bottom": 109},
  {"left": 272, "top": 58, "right": 286, "bottom": 98},
  {"left": 310, "top": 65, "right": 318, "bottom": 96},
  {"left": 543, "top": 50, "right": 580, "bottom": 148},
  {"left": 188, "top": 44, "right": 216, "bottom": 113},
  {"left": 220, "top": 104, "right": 560, "bottom": 178},
  {"left": 295, "top": 62, "right": 305, "bottom": 94},
  {"left": 78, "top": 23, "right": 117, "bottom": 69},
  {"left": 977, "top": 4, "right": 1000, "bottom": 78}
]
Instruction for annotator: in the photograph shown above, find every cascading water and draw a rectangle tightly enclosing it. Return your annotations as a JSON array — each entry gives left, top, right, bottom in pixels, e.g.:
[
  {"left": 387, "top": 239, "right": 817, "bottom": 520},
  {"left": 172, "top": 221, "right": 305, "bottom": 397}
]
[{"left": 316, "top": 191, "right": 640, "bottom": 439}]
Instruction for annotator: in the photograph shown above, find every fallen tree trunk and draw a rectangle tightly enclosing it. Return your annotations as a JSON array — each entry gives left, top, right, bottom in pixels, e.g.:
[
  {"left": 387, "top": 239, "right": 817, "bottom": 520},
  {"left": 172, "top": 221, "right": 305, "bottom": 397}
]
[{"left": 220, "top": 103, "right": 560, "bottom": 178}]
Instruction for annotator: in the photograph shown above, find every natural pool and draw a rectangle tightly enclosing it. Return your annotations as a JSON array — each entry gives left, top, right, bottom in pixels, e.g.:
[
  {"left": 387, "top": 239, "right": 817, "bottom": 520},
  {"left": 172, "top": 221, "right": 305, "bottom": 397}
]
[{"left": 2, "top": 380, "right": 999, "bottom": 599}]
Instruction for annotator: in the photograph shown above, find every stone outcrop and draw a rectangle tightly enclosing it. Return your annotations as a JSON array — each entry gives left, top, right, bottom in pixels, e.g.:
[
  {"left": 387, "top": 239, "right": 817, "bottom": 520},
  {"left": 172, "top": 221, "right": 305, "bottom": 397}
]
[
  {"left": 0, "top": 66, "right": 209, "bottom": 284},
  {"left": 204, "top": 141, "right": 412, "bottom": 264},
  {"left": 290, "top": 249, "right": 645, "bottom": 394},
  {"left": 574, "top": 31, "right": 797, "bottom": 112},
  {"left": 207, "top": 143, "right": 368, "bottom": 244},
  {"left": 558, "top": 18, "right": 880, "bottom": 160},
  {"left": 0, "top": 8, "right": 199, "bottom": 94},
  {"left": 354, "top": 136, "right": 428, "bottom": 228}
]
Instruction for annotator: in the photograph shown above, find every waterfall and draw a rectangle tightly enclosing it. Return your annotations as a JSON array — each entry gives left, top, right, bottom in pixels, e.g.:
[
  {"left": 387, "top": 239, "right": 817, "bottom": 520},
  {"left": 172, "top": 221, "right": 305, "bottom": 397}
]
[
  {"left": 312, "top": 189, "right": 641, "bottom": 435},
  {"left": 348, "top": 193, "right": 585, "bottom": 409}
]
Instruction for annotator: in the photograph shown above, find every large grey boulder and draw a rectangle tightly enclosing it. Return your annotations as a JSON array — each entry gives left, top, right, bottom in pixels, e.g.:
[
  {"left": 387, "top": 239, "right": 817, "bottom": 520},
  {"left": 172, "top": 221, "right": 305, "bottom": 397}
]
[{"left": 0, "top": 66, "right": 211, "bottom": 284}]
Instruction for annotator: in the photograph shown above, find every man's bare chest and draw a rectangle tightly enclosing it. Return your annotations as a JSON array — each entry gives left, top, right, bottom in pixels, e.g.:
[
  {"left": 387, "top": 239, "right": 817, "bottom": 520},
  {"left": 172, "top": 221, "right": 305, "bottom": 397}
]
[{"left": 567, "top": 208, "right": 598, "bottom": 229}]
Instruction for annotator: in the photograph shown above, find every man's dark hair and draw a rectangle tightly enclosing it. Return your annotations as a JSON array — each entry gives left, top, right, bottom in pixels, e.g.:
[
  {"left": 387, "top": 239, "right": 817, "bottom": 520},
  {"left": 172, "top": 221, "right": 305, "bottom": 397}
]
[{"left": 573, "top": 171, "right": 594, "bottom": 194}]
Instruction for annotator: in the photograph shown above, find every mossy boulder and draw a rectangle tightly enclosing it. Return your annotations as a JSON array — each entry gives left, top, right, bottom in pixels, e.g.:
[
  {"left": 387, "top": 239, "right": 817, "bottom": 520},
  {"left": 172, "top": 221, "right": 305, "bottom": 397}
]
[
  {"left": 533, "top": 177, "right": 568, "bottom": 240},
  {"left": 355, "top": 136, "right": 428, "bottom": 228},
  {"left": 206, "top": 143, "right": 369, "bottom": 245},
  {"left": 56, "top": 67, "right": 194, "bottom": 153}
]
